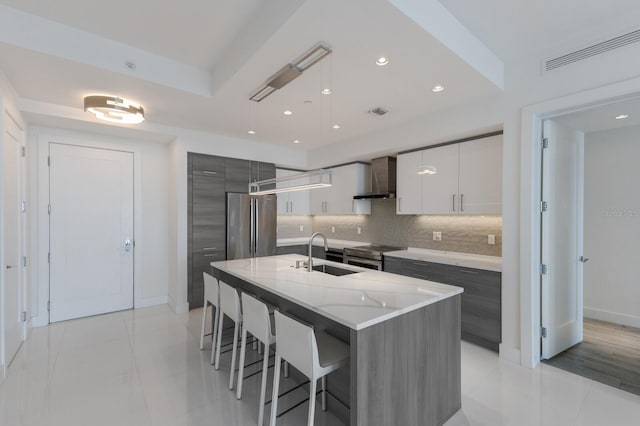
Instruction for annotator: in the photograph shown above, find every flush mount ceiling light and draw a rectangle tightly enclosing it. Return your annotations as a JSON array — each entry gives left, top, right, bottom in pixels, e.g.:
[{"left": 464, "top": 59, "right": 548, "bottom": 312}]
[
  {"left": 321, "top": 88, "right": 332, "bottom": 95},
  {"left": 283, "top": 110, "right": 293, "bottom": 116},
  {"left": 293, "top": 139, "right": 300, "bottom": 144},
  {"left": 249, "top": 43, "right": 332, "bottom": 102},
  {"left": 248, "top": 130, "right": 256, "bottom": 134},
  {"left": 84, "top": 95, "right": 144, "bottom": 124},
  {"left": 615, "top": 114, "right": 629, "bottom": 120},
  {"left": 376, "top": 56, "right": 389, "bottom": 66},
  {"left": 432, "top": 85, "right": 445, "bottom": 92},
  {"left": 332, "top": 124, "right": 340, "bottom": 129}
]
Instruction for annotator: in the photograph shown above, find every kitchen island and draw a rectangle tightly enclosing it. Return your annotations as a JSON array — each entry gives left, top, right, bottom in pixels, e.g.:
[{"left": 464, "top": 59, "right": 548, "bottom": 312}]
[{"left": 210, "top": 254, "right": 463, "bottom": 426}]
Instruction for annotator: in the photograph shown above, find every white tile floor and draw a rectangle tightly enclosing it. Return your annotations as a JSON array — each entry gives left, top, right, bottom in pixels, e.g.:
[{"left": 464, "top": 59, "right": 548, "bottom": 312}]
[{"left": 1, "top": 305, "right": 639, "bottom": 426}]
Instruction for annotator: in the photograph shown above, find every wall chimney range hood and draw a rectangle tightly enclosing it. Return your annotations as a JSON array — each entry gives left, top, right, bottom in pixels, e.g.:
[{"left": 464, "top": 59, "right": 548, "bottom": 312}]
[{"left": 354, "top": 156, "right": 397, "bottom": 199}]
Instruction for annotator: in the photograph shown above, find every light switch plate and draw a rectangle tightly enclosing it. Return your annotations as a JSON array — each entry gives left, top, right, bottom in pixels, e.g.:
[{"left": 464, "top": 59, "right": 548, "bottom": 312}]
[
  {"left": 299, "top": 225, "right": 304, "bottom": 232},
  {"left": 488, "top": 234, "right": 496, "bottom": 245},
  {"left": 433, "top": 231, "right": 442, "bottom": 241},
  {"left": 332, "top": 226, "right": 335, "bottom": 233},
  {"left": 357, "top": 227, "right": 362, "bottom": 235}
]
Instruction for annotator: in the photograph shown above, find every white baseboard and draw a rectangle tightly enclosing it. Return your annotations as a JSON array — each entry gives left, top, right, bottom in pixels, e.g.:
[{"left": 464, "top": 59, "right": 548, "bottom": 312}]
[
  {"left": 167, "top": 295, "right": 189, "bottom": 314},
  {"left": 31, "top": 315, "right": 48, "bottom": 328},
  {"left": 499, "top": 344, "right": 522, "bottom": 365},
  {"left": 136, "top": 296, "right": 168, "bottom": 309},
  {"left": 584, "top": 307, "right": 640, "bottom": 329}
]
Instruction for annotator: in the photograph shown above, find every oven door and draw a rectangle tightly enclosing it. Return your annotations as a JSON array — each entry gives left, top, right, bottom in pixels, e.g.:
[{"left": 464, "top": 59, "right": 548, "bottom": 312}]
[{"left": 344, "top": 255, "right": 382, "bottom": 270}]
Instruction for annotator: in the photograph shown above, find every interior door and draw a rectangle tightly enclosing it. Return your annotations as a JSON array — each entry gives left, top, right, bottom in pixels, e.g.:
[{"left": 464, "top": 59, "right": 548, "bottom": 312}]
[
  {"left": 541, "top": 119, "right": 585, "bottom": 359},
  {"left": 49, "top": 143, "right": 134, "bottom": 322},
  {"left": 2, "top": 115, "right": 23, "bottom": 367}
]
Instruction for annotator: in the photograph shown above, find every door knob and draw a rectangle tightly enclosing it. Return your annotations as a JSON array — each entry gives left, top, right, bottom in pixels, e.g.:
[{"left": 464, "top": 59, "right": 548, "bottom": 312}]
[
  {"left": 579, "top": 256, "right": 589, "bottom": 263},
  {"left": 125, "top": 240, "right": 132, "bottom": 252},
  {"left": 6, "top": 265, "right": 15, "bottom": 269}
]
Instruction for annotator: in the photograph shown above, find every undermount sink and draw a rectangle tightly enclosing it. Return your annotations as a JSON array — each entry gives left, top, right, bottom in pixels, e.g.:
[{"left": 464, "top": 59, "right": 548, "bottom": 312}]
[{"left": 312, "top": 264, "right": 359, "bottom": 276}]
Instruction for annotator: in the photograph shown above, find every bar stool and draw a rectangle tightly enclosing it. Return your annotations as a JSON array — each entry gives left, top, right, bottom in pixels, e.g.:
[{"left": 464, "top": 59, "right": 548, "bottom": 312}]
[
  {"left": 269, "top": 311, "right": 350, "bottom": 426},
  {"left": 237, "top": 293, "right": 276, "bottom": 426},
  {"left": 199, "top": 272, "right": 220, "bottom": 365},
  {"left": 214, "top": 281, "right": 243, "bottom": 390}
]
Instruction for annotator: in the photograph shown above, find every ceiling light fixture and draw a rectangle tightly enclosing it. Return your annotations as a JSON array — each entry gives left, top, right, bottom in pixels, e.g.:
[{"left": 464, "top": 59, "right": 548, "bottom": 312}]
[
  {"left": 248, "top": 130, "right": 256, "bottom": 135},
  {"left": 432, "top": 85, "right": 445, "bottom": 92},
  {"left": 332, "top": 124, "right": 340, "bottom": 129},
  {"left": 321, "top": 88, "right": 332, "bottom": 95},
  {"left": 293, "top": 139, "right": 300, "bottom": 144},
  {"left": 250, "top": 43, "right": 332, "bottom": 102},
  {"left": 249, "top": 169, "right": 332, "bottom": 195},
  {"left": 615, "top": 114, "right": 629, "bottom": 120},
  {"left": 283, "top": 110, "right": 293, "bottom": 116},
  {"left": 84, "top": 95, "right": 144, "bottom": 124},
  {"left": 376, "top": 57, "right": 389, "bottom": 66}
]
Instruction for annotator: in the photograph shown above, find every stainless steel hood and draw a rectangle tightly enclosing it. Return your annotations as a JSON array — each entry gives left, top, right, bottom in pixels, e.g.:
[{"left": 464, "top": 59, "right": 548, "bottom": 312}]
[{"left": 353, "top": 156, "right": 397, "bottom": 199}]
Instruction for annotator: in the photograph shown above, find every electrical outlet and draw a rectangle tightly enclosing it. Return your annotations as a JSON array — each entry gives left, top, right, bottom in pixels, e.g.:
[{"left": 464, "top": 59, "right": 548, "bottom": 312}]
[
  {"left": 433, "top": 231, "right": 442, "bottom": 241},
  {"left": 331, "top": 226, "right": 335, "bottom": 233},
  {"left": 299, "top": 225, "right": 304, "bottom": 232},
  {"left": 357, "top": 227, "right": 362, "bottom": 235},
  {"left": 488, "top": 234, "right": 496, "bottom": 245}
]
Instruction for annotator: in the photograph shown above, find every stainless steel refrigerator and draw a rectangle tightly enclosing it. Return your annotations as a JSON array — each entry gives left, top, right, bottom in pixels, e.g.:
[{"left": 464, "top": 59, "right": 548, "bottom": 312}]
[{"left": 226, "top": 192, "right": 277, "bottom": 260}]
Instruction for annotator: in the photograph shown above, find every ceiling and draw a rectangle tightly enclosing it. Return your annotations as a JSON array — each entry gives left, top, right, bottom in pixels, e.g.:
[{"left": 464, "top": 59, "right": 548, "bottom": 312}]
[
  {"left": 553, "top": 96, "right": 640, "bottom": 134},
  {"left": 3, "top": 0, "right": 640, "bottom": 151}
]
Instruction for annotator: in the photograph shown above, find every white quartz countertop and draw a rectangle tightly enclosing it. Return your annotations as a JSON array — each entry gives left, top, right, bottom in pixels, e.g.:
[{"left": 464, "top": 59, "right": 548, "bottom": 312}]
[
  {"left": 385, "top": 248, "right": 502, "bottom": 272},
  {"left": 277, "top": 238, "right": 365, "bottom": 250},
  {"left": 210, "top": 254, "right": 463, "bottom": 331}
]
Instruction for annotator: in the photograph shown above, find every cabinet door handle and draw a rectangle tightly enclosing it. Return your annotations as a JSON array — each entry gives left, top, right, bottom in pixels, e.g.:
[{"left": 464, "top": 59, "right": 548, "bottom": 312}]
[
  {"left": 201, "top": 171, "right": 217, "bottom": 175},
  {"left": 452, "top": 194, "right": 456, "bottom": 212},
  {"left": 398, "top": 197, "right": 402, "bottom": 212},
  {"left": 202, "top": 247, "right": 217, "bottom": 251},
  {"left": 203, "top": 254, "right": 219, "bottom": 258},
  {"left": 457, "top": 268, "right": 479, "bottom": 275},
  {"left": 460, "top": 193, "right": 464, "bottom": 212},
  {"left": 290, "top": 201, "right": 293, "bottom": 212},
  {"left": 352, "top": 200, "right": 355, "bottom": 213}
]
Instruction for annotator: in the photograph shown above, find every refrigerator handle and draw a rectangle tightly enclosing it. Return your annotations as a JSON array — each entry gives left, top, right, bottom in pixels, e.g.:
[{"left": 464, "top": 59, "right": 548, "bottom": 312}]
[
  {"left": 250, "top": 198, "right": 255, "bottom": 257},
  {"left": 255, "top": 198, "right": 260, "bottom": 256}
]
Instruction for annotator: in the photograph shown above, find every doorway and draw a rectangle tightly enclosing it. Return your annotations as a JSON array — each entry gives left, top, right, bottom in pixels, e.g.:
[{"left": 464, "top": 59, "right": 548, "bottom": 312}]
[
  {"left": 48, "top": 143, "right": 134, "bottom": 322},
  {"left": 539, "top": 99, "right": 640, "bottom": 396}
]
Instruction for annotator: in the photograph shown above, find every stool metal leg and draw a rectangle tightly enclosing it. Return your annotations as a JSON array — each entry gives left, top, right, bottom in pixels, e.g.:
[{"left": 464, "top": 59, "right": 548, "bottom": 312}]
[
  {"left": 307, "top": 378, "right": 317, "bottom": 426},
  {"left": 270, "top": 354, "right": 282, "bottom": 426},
  {"left": 229, "top": 321, "right": 240, "bottom": 390},
  {"left": 210, "top": 306, "right": 219, "bottom": 365},
  {"left": 214, "top": 314, "right": 225, "bottom": 370},
  {"left": 199, "top": 301, "right": 208, "bottom": 350},
  {"left": 321, "top": 376, "right": 327, "bottom": 412},
  {"left": 237, "top": 327, "right": 248, "bottom": 399},
  {"left": 258, "top": 344, "right": 270, "bottom": 426}
]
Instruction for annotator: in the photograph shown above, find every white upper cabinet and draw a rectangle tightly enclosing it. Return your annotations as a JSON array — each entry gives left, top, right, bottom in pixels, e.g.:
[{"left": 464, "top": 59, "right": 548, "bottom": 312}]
[
  {"left": 396, "top": 135, "right": 503, "bottom": 215},
  {"left": 458, "top": 136, "right": 503, "bottom": 214},
  {"left": 276, "top": 169, "right": 309, "bottom": 215},
  {"left": 310, "top": 163, "right": 371, "bottom": 215},
  {"left": 396, "top": 150, "right": 422, "bottom": 214},
  {"left": 421, "top": 144, "right": 459, "bottom": 214}
]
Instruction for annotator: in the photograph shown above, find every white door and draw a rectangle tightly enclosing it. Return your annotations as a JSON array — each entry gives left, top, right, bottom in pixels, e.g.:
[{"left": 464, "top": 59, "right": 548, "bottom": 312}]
[
  {"left": 422, "top": 144, "right": 459, "bottom": 214},
  {"left": 541, "top": 119, "right": 585, "bottom": 359},
  {"left": 2, "top": 115, "right": 23, "bottom": 367},
  {"left": 458, "top": 136, "right": 503, "bottom": 214},
  {"left": 49, "top": 143, "right": 134, "bottom": 323}
]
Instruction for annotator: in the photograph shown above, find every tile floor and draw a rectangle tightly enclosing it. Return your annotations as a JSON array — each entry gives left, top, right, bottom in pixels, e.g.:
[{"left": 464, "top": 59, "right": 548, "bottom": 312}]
[{"left": 0, "top": 304, "right": 638, "bottom": 426}]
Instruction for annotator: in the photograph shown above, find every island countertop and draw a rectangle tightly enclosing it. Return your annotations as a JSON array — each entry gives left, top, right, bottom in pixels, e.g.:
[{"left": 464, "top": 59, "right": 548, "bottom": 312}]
[{"left": 210, "top": 254, "right": 463, "bottom": 331}]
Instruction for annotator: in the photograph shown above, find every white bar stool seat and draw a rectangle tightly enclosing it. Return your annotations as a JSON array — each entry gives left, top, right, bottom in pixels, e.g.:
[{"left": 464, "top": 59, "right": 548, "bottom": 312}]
[
  {"left": 215, "top": 281, "right": 243, "bottom": 390},
  {"left": 199, "top": 272, "right": 220, "bottom": 365},
  {"left": 237, "top": 293, "right": 277, "bottom": 426},
  {"left": 269, "top": 311, "right": 349, "bottom": 426}
]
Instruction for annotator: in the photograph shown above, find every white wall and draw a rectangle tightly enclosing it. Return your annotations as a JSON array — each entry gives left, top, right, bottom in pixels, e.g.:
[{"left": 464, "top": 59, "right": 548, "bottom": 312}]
[
  {"left": 29, "top": 126, "right": 171, "bottom": 326},
  {"left": 583, "top": 125, "right": 640, "bottom": 328},
  {"left": 167, "top": 129, "right": 307, "bottom": 313}
]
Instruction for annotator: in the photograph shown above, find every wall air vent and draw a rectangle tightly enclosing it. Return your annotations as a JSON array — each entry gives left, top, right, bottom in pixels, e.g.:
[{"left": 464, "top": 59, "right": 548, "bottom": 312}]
[
  {"left": 545, "top": 29, "right": 640, "bottom": 72},
  {"left": 368, "top": 106, "right": 390, "bottom": 116}
]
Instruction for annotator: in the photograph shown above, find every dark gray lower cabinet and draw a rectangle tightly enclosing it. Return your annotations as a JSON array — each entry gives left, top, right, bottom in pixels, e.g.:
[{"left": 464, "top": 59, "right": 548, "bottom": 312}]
[{"left": 383, "top": 255, "right": 501, "bottom": 352}]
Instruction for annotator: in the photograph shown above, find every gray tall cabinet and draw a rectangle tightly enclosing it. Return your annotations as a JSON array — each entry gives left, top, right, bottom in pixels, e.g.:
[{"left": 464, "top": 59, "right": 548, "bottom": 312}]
[{"left": 187, "top": 153, "right": 275, "bottom": 308}]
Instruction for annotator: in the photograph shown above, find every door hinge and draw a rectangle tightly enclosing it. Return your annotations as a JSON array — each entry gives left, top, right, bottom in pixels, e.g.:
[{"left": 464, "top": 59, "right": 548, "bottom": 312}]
[
  {"left": 21, "top": 146, "right": 26, "bottom": 157},
  {"left": 541, "top": 326, "right": 547, "bottom": 338},
  {"left": 47, "top": 301, "right": 51, "bottom": 312},
  {"left": 22, "top": 311, "right": 27, "bottom": 322},
  {"left": 540, "top": 201, "right": 548, "bottom": 212},
  {"left": 48, "top": 156, "right": 51, "bottom": 166},
  {"left": 48, "top": 204, "right": 51, "bottom": 214},
  {"left": 542, "top": 137, "right": 549, "bottom": 149},
  {"left": 21, "top": 200, "right": 26, "bottom": 212},
  {"left": 540, "top": 264, "right": 548, "bottom": 275},
  {"left": 23, "top": 256, "right": 27, "bottom": 267}
]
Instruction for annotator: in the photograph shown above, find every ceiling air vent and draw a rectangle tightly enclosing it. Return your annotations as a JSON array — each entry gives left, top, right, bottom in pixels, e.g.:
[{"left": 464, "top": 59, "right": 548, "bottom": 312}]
[
  {"left": 545, "top": 29, "right": 640, "bottom": 72},
  {"left": 368, "top": 106, "right": 390, "bottom": 116}
]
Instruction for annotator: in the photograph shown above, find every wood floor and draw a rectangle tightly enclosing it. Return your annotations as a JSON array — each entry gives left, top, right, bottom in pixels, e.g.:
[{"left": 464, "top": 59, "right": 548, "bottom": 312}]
[{"left": 545, "top": 318, "right": 640, "bottom": 396}]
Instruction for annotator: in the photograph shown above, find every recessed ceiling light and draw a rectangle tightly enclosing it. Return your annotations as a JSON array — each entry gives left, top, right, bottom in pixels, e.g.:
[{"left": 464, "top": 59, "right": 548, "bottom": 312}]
[
  {"left": 283, "top": 110, "right": 293, "bottom": 116},
  {"left": 293, "top": 139, "right": 300, "bottom": 144},
  {"left": 615, "top": 114, "right": 629, "bottom": 120},
  {"left": 248, "top": 130, "right": 255, "bottom": 135},
  {"left": 376, "top": 57, "right": 389, "bottom": 66},
  {"left": 432, "top": 85, "right": 445, "bottom": 92},
  {"left": 321, "top": 88, "right": 332, "bottom": 95},
  {"left": 332, "top": 124, "right": 340, "bottom": 129},
  {"left": 304, "top": 100, "right": 313, "bottom": 104}
]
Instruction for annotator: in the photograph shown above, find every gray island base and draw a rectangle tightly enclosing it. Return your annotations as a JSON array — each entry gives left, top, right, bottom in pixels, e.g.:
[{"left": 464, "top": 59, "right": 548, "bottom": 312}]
[{"left": 210, "top": 254, "right": 462, "bottom": 426}]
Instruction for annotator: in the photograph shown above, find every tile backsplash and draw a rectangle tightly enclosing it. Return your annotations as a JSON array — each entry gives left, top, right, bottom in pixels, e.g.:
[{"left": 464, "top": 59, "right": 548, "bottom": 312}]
[{"left": 278, "top": 199, "right": 502, "bottom": 256}]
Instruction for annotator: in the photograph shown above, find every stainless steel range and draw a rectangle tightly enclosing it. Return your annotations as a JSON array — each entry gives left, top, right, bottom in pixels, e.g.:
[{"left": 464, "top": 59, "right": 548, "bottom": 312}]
[{"left": 343, "top": 245, "right": 404, "bottom": 270}]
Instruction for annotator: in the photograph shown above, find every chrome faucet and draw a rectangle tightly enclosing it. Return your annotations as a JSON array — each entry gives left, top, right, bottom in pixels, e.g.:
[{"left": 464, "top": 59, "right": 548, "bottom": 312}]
[{"left": 308, "top": 232, "right": 328, "bottom": 272}]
